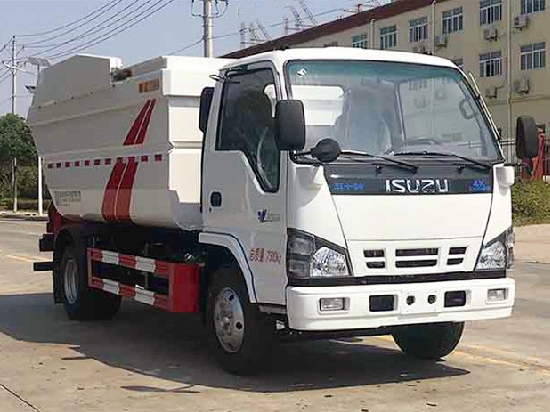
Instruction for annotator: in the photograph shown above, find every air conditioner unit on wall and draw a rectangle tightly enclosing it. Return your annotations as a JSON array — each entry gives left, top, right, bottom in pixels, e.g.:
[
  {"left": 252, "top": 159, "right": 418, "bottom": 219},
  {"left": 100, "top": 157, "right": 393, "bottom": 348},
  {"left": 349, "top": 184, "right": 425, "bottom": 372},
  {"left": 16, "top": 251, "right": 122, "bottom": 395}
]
[
  {"left": 485, "top": 86, "right": 498, "bottom": 99},
  {"left": 483, "top": 27, "right": 499, "bottom": 41},
  {"left": 435, "top": 35, "right": 448, "bottom": 48},
  {"left": 514, "top": 15, "right": 530, "bottom": 29},
  {"left": 514, "top": 76, "right": 531, "bottom": 94}
]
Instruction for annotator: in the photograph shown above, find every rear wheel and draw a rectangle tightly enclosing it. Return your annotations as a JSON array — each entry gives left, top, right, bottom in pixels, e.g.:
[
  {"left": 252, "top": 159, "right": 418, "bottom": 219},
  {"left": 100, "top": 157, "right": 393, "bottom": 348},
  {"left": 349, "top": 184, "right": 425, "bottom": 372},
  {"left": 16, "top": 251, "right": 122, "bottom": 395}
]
[
  {"left": 392, "top": 322, "right": 464, "bottom": 360},
  {"left": 60, "top": 244, "right": 121, "bottom": 320},
  {"left": 207, "top": 267, "right": 274, "bottom": 375}
]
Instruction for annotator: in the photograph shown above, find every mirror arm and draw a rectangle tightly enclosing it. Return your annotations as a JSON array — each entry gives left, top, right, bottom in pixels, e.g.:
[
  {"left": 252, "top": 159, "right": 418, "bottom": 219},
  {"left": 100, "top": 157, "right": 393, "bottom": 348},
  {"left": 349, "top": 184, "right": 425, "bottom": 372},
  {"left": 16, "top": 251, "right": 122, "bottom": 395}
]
[{"left": 289, "top": 151, "right": 321, "bottom": 166}]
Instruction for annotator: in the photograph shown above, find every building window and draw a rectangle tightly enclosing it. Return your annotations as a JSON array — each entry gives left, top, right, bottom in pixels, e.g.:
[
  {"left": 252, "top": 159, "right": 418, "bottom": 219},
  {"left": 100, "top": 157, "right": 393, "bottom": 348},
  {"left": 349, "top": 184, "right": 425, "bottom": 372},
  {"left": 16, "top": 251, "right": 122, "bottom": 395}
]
[
  {"left": 479, "top": 51, "right": 502, "bottom": 77},
  {"left": 409, "top": 17, "right": 428, "bottom": 43},
  {"left": 323, "top": 41, "right": 338, "bottom": 47},
  {"left": 442, "top": 7, "right": 464, "bottom": 34},
  {"left": 521, "top": 42, "right": 546, "bottom": 69},
  {"left": 352, "top": 34, "right": 368, "bottom": 49},
  {"left": 380, "top": 25, "right": 397, "bottom": 50},
  {"left": 521, "top": 0, "right": 546, "bottom": 14},
  {"left": 480, "top": 0, "right": 502, "bottom": 25},
  {"left": 452, "top": 58, "right": 464, "bottom": 70}
]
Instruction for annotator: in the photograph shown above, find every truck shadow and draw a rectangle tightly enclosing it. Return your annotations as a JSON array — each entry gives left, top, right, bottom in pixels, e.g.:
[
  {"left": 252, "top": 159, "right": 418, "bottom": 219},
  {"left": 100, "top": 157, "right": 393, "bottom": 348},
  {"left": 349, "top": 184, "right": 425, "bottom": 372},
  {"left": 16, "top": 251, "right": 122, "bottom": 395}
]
[{"left": 0, "top": 293, "right": 469, "bottom": 393}]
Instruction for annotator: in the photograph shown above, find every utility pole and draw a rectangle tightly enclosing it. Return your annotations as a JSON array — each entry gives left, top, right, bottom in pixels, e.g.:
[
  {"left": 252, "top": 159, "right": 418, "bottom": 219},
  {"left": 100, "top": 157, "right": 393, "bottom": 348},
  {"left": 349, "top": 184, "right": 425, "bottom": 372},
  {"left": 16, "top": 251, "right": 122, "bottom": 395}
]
[
  {"left": 203, "top": 0, "right": 213, "bottom": 57},
  {"left": 11, "top": 36, "right": 16, "bottom": 114},
  {"left": 11, "top": 36, "right": 18, "bottom": 213}
]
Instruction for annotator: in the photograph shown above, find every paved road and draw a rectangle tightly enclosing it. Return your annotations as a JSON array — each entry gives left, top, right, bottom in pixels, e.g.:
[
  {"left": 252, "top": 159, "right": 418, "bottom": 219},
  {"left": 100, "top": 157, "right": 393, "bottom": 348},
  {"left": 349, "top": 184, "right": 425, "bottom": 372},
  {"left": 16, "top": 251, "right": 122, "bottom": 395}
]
[{"left": 0, "top": 219, "right": 548, "bottom": 412}]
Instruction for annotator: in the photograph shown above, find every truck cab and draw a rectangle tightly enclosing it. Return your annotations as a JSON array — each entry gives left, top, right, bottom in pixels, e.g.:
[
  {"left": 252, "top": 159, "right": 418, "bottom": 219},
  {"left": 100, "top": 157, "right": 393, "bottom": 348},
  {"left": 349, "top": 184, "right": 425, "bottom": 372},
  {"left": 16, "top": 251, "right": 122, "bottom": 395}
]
[{"left": 197, "top": 48, "right": 538, "bottom": 371}]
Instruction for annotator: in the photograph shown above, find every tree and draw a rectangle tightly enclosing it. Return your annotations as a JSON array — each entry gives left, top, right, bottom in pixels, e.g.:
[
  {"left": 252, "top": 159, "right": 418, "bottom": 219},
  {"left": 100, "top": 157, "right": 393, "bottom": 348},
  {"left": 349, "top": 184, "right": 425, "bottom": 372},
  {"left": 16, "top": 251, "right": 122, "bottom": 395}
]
[{"left": 0, "top": 114, "right": 37, "bottom": 202}]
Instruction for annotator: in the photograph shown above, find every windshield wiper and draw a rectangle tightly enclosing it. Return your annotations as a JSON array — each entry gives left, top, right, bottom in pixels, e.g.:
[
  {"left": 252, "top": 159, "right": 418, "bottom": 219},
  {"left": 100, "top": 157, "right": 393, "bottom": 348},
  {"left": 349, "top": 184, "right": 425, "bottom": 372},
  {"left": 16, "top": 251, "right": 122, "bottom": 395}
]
[
  {"left": 392, "top": 150, "right": 492, "bottom": 170},
  {"left": 293, "top": 149, "right": 418, "bottom": 172},
  {"left": 339, "top": 150, "right": 419, "bottom": 172}
]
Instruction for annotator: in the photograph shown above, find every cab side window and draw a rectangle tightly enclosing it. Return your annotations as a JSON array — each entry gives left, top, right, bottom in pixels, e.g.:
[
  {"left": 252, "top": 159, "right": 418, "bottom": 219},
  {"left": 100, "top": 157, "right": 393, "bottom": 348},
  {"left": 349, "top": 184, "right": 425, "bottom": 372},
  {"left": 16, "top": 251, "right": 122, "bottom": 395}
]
[{"left": 217, "top": 69, "right": 280, "bottom": 192}]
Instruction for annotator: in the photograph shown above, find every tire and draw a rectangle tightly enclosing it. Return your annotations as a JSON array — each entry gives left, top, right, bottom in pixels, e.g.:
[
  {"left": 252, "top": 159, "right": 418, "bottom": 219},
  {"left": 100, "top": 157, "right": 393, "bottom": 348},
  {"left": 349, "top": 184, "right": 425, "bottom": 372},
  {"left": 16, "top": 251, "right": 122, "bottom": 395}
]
[
  {"left": 392, "top": 322, "right": 464, "bottom": 360},
  {"left": 60, "top": 244, "right": 121, "bottom": 321},
  {"left": 206, "top": 266, "right": 274, "bottom": 375}
]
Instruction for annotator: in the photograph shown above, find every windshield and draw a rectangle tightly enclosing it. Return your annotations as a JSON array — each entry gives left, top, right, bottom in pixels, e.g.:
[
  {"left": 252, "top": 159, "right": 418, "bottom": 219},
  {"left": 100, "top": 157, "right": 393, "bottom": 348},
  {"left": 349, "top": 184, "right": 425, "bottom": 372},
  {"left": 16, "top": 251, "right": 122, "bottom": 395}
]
[{"left": 285, "top": 60, "right": 500, "bottom": 160}]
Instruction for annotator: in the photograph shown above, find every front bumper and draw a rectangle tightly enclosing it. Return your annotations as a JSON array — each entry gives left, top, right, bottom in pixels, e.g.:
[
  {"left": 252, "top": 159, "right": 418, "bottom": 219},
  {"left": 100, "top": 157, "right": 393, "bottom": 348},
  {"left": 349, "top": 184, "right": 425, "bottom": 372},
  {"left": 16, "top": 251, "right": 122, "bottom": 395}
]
[{"left": 286, "top": 278, "right": 515, "bottom": 331}]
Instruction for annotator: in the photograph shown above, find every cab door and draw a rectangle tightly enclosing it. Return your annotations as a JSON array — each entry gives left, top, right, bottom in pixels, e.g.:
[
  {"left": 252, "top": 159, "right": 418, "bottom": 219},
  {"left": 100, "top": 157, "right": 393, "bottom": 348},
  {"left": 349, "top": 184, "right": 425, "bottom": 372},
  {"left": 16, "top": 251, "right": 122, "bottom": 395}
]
[{"left": 202, "top": 64, "right": 287, "bottom": 305}]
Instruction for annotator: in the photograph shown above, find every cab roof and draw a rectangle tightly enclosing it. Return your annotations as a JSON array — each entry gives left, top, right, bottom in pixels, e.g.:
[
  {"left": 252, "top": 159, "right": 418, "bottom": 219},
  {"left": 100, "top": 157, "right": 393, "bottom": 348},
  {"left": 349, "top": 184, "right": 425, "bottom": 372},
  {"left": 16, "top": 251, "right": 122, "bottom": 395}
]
[{"left": 223, "top": 47, "right": 457, "bottom": 71}]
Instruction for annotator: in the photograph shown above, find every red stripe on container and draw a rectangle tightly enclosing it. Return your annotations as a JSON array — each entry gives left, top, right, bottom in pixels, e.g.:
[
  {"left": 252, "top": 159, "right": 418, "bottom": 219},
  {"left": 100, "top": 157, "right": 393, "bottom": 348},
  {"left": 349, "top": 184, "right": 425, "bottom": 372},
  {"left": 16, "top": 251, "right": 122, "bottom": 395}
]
[
  {"left": 114, "top": 159, "right": 138, "bottom": 222},
  {"left": 123, "top": 101, "right": 152, "bottom": 146},
  {"left": 134, "top": 99, "right": 156, "bottom": 145},
  {"left": 101, "top": 161, "right": 126, "bottom": 222}
]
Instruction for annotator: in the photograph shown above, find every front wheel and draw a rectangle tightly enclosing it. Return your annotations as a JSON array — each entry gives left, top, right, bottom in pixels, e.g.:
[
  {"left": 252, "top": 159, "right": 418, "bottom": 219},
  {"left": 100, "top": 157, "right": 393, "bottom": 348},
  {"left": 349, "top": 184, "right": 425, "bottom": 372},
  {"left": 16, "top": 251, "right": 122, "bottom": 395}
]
[
  {"left": 392, "top": 322, "right": 464, "bottom": 360},
  {"left": 206, "top": 267, "right": 275, "bottom": 375}
]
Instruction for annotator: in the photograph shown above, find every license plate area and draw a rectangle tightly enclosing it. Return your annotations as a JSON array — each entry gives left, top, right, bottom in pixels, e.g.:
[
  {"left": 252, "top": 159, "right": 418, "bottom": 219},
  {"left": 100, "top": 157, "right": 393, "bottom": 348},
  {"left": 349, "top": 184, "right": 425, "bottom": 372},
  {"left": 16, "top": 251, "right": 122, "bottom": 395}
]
[{"left": 401, "top": 290, "right": 443, "bottom": 314}]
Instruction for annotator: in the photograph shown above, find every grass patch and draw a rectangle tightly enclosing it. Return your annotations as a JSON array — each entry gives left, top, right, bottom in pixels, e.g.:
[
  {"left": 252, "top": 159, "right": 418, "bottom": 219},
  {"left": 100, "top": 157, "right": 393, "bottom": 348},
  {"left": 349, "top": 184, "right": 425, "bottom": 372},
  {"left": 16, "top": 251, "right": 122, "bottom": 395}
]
[{"left": 512, "top": 180, "right": 550, "bottom": 226}]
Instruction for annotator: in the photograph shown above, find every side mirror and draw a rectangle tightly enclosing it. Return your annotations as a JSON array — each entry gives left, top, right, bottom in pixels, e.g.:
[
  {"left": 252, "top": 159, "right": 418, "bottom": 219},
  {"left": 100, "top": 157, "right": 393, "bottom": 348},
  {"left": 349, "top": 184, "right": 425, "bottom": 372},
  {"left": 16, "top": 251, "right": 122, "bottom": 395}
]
[
  {"left": 516, "top": 116, "right": 539, "bottom": 159},
  {"left": 275, "top": 100, "right": 306, "bottom": 151},
  {"left": 311, "top": 138, "right": 341, "bottom": 163},
  {"left": 199, "top": 87, "right": 215, "bottom": 134}
]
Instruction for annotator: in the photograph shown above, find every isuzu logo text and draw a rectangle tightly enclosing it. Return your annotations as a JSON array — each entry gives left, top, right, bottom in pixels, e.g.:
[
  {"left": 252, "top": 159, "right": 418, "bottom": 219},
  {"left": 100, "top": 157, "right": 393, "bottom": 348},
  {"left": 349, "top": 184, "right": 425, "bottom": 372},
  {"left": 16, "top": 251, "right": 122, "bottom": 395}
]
[{"left": 385, "top": 179, "right": 450, "bottom": 194}]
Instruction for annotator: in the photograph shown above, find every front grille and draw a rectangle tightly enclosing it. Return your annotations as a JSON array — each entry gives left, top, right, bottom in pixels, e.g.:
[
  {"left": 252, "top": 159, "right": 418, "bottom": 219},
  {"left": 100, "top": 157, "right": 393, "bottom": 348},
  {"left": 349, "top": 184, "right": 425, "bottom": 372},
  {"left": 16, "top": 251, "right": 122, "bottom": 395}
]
[
  {"left": 396, "top": 259, "right": 437, "bottom": 268},
  {"left": 364, "top": 249, "right": 385, "bottom": 258},
  {"left": 450, "top": 247, "right": 467, "bottom": 255},
  {"left": 396, "top": 248, "right": 438, "bottom": 257},
  {"left": 362, "top": 245, "right": 469, "bottom": 272}
]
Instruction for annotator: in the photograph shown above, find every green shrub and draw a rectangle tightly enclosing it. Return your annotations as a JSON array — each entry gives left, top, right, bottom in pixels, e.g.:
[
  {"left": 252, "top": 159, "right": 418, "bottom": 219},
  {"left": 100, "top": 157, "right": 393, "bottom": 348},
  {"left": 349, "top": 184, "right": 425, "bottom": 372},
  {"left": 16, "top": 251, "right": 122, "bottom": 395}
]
[
  {"left": 512, "top": 180, "right": 550, "bottom": 226},
  {"left": 1, "top": 198, "right": 52, "bottom": 211}
]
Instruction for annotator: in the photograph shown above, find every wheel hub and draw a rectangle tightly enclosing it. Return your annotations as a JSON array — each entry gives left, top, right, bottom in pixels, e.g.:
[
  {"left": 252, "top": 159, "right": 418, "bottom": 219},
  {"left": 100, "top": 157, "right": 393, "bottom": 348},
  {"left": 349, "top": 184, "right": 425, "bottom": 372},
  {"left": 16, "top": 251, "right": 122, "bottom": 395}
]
[
  {"left": 214, "top": 287, "right": 245, "bottom": 353},
  {"left": 63, "top": 258, "right": 79, "bottom": 304}
]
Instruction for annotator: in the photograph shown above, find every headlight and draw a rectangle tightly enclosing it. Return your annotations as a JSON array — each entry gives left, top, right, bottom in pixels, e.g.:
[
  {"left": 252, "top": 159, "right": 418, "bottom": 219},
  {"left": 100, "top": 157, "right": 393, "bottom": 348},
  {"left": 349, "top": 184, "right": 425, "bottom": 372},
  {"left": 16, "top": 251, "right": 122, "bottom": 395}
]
[
  {"left": 287, "top": 230, "right": 351, "bottom": 279},
  {"left": 475, "top": 228, "right": 514, "bottom": 271}
]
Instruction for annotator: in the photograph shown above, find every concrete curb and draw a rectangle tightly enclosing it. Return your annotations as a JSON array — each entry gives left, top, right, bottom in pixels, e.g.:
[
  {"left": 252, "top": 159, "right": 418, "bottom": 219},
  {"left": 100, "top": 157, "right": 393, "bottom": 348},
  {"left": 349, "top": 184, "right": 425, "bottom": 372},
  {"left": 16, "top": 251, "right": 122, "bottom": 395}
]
[{"left": 0, "top": 213, "right": 48, "bottom": 222}]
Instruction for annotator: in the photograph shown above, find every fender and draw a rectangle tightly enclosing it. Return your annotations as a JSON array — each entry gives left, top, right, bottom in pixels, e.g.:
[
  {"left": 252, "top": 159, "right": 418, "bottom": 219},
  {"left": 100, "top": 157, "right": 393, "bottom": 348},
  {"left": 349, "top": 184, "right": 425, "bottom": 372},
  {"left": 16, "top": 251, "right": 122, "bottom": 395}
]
[{"left": 199, "top": 231, "right": 258, "bottom": 303}]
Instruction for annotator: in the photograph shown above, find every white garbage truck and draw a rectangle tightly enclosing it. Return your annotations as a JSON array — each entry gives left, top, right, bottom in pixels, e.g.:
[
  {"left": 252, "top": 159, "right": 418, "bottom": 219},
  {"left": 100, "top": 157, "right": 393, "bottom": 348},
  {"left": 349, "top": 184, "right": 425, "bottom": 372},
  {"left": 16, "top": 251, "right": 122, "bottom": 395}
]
[{"left": 28, "top": 48, "right": 539, "bottom": 374}]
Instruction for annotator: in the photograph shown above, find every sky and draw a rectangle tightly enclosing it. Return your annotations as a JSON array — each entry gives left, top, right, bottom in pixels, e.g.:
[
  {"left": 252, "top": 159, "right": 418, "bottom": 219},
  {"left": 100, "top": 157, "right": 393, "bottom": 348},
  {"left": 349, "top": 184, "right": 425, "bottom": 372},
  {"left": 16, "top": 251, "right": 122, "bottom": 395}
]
[{"left": 0, "top": 0, "right": 390, "bottom": 117}]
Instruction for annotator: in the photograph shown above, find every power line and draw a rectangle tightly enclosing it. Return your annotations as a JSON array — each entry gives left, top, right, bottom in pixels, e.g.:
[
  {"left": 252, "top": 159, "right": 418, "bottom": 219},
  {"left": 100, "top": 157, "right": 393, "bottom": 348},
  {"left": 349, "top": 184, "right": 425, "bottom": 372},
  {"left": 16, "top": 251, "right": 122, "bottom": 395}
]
[
  {"left": 16, "top": 0, "right": 127, "bottom": 38},
  {"left": 0, "top": 40, "right": 11, "bottom": 55},
  {"left": 0, "top": 72, "right": 11, "bottom": 86},
  {"left": 44, "top": 0, "right": 178, "bottom": 61},
  {"left": 168, "top": 38, "right": 203, "bottom": 55},
  {"left": 167, "top": 6, "right": 345, "bottom": 55},
  {"left": 23, "top": 0, "right": 127, "bottom": 47},
  {"left": 29, "top": 0, "right": 157, "bottom": 57}
]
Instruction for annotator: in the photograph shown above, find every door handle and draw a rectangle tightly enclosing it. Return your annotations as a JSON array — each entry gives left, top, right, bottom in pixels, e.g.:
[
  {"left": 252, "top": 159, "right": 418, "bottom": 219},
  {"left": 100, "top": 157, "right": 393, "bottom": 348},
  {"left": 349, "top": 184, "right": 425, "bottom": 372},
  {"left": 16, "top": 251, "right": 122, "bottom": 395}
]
[{"left": 210, "top": 191, "right": 222, "bottom": 207}]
